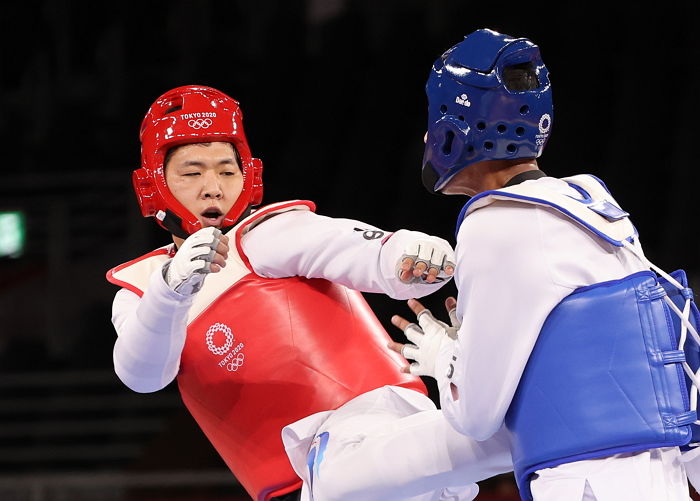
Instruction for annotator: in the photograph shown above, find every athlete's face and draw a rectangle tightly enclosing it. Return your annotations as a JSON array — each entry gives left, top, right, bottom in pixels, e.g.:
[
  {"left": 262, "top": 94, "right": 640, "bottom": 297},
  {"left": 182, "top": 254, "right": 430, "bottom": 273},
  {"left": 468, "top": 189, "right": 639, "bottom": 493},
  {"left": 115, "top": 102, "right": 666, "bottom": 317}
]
[{"left": 165, "top": 142, "right": 244, "bottom": 228}]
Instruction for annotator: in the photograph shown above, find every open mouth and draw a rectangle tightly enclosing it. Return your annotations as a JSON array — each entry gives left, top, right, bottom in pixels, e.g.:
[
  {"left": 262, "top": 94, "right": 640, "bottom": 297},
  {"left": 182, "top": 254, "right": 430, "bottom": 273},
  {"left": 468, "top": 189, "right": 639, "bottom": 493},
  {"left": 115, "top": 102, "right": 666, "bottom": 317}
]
[{"left": 201, "top": 208, "right": 224, "bottom": 226}]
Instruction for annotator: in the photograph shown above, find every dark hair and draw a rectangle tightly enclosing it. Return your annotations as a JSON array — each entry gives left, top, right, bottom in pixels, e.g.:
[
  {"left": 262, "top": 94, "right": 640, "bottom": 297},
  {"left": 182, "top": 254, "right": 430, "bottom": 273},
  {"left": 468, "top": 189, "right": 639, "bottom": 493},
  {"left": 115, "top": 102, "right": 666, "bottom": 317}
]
[
  {"left": 164, "top": 142, "right": 241, "bottom": 168},
  {"left": 502, "top": 62, "right": 540, "bottom": 92}
]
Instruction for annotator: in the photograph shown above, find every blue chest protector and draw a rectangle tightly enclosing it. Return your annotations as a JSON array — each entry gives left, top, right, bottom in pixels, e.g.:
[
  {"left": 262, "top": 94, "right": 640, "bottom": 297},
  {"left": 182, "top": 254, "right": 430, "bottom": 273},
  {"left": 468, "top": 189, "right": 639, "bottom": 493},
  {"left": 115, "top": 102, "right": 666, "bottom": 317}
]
[{"left": 457, "top": 175, "right": 700, "bottom": 501}]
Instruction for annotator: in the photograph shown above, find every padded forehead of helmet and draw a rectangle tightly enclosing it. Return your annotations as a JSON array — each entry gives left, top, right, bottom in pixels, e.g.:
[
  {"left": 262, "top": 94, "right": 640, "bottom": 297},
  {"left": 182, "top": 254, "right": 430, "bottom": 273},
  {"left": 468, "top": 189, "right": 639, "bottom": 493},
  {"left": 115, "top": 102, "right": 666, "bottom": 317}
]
[
  {"left": 159, "top": 85, "right": 235, "bottom": 110},
  {"left": 447, "top": 29, "right": 522, "bottom": 72},
  {"left": 440, "top": 29, "right": 541, "bottom": 90},
  {"left": 140, "top": 85, "right": 240, "bottom": 136}
]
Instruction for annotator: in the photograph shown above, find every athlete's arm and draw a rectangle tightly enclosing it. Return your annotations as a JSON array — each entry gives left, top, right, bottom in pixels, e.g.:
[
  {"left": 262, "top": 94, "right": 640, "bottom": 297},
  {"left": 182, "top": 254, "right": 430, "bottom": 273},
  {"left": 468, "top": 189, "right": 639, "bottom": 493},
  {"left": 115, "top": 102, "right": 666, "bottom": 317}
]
[
  {"left": 112, "top": 268, "right": 194, "bottom": 393},
  {"left": 434, "top": 203, "right": 573, "bottom": 440},
  {"left": 111, "top": 228, "right": 229, "bottom": 393},
  {"left": 241, "top": 210, "right": 454, "bottom": 299}
]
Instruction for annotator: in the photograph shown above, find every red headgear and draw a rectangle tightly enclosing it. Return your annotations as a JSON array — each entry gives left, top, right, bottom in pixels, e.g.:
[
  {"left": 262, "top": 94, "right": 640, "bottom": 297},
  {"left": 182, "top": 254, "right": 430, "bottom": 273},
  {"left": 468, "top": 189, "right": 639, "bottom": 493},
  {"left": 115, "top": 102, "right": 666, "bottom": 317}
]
[{"left": 133, "top": 85, "right": 263, "bottom": 237}]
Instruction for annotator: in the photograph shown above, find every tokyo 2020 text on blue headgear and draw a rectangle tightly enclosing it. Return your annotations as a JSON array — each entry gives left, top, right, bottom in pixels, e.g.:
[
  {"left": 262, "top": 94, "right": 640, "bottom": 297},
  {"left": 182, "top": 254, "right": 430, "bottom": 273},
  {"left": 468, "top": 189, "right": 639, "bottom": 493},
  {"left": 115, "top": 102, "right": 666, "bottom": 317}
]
[{"left": 421, "top": 28, "right": 553, "bottom": 193}]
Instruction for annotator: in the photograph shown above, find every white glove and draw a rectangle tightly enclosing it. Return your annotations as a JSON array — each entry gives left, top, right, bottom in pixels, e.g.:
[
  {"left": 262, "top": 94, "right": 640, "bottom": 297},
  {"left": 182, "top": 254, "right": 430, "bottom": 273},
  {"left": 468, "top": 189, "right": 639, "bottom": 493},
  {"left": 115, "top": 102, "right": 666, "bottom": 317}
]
[
  {"left": 163, "top": 227, "right": 223, "bottom": 296},
  {"left": 397, "top": 236, "right": 456, "bottom": 284},
  {"left": 401, "top": 305, "right": 461, "bottom": 377}
]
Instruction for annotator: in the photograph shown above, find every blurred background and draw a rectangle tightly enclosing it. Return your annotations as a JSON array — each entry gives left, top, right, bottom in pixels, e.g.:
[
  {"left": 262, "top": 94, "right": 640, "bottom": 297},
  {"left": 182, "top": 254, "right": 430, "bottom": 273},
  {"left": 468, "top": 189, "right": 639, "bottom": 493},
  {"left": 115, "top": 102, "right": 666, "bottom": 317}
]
[{"left": 1, "top": 1, "right": 699, "bottom": 500}]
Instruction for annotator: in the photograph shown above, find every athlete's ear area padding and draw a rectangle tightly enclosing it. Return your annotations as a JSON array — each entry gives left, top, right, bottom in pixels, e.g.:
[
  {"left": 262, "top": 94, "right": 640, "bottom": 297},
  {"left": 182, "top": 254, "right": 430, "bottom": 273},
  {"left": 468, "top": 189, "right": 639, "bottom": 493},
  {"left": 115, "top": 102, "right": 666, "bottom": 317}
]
[
  {"left": 132, "top": 168, "right": 157, "bottom": 217},
  {"left": 434, "top": 118, "right": 468, "bottom": 162},
  {"left": 250, "top": 158, "right": 263, "bottom": 206}
]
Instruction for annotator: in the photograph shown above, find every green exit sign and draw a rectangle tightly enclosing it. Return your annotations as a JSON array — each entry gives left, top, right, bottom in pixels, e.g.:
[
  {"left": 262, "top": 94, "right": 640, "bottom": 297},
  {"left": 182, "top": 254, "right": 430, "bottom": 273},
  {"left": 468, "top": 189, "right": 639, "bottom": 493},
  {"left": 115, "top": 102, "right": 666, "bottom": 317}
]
[{"left": 0, "top": 212, "right": 26, "bottom": 258}]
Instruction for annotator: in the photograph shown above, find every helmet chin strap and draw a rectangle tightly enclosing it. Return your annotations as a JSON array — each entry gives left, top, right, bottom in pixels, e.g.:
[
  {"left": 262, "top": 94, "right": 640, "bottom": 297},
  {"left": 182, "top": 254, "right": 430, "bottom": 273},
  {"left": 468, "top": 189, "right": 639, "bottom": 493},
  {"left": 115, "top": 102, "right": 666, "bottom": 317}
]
[
  {"left": 162, "top": 210, "right": 190, "bottom": 240},
  {"left": 421, "top": 161, "right": 441, "bottom": 194}
]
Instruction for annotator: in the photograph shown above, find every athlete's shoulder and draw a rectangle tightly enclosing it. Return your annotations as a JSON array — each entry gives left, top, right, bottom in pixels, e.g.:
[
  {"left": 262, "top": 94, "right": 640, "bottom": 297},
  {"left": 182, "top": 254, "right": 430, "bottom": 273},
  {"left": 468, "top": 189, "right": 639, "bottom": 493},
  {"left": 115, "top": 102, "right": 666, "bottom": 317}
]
[
  {"left": 108, "top": 244, "right": 173, "bottom": 272},
  {"left": 463, "top": 173, "right": 635, "bottom": 247},
  {"left": 106, "top": 244, "right": 173, "bottom": 295},
  {"left": 457, "top": 196, "right": 540, "bottom": 245},
  {"left": 249, "top": 200, "right": 316, "bottom": 219},
  {"left": 236, "top": 200, "right": 316, "bottom": 234}
]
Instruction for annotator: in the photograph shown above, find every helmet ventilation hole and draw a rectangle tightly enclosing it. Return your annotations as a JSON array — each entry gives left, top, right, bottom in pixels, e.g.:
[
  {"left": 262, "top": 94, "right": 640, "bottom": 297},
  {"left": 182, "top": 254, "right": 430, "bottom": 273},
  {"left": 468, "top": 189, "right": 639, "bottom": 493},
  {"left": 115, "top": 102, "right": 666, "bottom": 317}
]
[
  {"left": 497, "top": 124, "right": 507, "bottom": 133},
  {"left": 164, "top": 105, "right": 183, "bottom": 115},
  {"left": 519, "top": 105, "right": 529, "bottom": 115},
  {"left": 442, "top": 130, "right": 455, "bottom": 155},
  {"left": 163, "top": 96, "right": 184, "bottom": 116},
  {"left": 516, "top": 126, "right": 525, "bottom": 136},
  {"left": 477, "top": 122, "right": 486, "bottom": 131},
  {"left": 458, "top": 115, "right": 465, "bottom": 121},
  {"left": 506, "top": 144, "right": 517, "bottom": 153},
  {"left": 484, "top": 141, "right": 494, "bottom": 150},
  {"left": 440, "top": 104, "right": 448, "bottom": 114}
]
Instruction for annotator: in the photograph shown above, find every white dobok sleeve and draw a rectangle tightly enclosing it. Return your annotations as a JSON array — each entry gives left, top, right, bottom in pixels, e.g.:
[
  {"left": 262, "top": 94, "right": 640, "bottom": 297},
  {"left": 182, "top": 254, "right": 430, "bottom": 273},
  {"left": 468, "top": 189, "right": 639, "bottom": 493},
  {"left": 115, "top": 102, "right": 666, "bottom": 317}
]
[
  {"left": 241, "top": 210, "right": 451, "bottom": 300},
  {"left": 434, "top": 199, "right": 646, "bottom": 441},
  {"left": 112, "top": 266, "right": 193, "bottom": 393}
]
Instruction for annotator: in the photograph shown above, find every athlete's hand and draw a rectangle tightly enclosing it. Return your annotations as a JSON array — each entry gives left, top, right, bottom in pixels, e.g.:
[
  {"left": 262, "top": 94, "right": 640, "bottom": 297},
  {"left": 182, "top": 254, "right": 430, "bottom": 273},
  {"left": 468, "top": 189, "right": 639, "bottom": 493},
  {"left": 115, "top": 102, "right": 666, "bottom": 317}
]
[
  {"left": 396, "top": 236, "right": 455, "bottom": 284},
  {"left": 163, "top": 227, "right": 229, "bottom": 296},
  {"left": 388, "top": 297, "right": 460, "bottom": 378}
]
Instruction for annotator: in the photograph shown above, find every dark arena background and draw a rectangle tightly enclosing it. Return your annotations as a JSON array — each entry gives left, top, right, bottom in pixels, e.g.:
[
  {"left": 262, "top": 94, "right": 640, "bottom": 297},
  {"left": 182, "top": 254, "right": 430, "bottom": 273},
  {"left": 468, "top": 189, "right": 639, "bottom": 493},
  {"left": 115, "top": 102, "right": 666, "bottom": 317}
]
[{"left": 1, "top": 1, "right": 699, "bottom": 500}]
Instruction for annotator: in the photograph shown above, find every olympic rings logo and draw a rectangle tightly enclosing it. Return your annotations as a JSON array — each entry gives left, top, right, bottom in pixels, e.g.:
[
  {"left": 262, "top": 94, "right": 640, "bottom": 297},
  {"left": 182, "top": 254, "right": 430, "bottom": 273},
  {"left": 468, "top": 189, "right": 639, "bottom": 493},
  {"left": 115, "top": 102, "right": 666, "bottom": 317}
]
[
  {"left": 188, "top": 118, "right": 213, "bottom": 129},
  {"left": 226, "top": 353, "right": 245, "bottom": 371},
  {"left": 205, "top": 323, "right": 234, "bottom": 356}
]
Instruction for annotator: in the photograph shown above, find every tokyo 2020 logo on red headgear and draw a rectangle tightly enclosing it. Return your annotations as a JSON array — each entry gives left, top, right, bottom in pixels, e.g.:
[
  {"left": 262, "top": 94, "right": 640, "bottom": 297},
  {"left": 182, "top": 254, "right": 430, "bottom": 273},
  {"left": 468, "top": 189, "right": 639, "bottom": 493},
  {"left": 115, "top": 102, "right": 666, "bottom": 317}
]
[{"left": 133, "top": 85, "right": 264, "bottom": 238}]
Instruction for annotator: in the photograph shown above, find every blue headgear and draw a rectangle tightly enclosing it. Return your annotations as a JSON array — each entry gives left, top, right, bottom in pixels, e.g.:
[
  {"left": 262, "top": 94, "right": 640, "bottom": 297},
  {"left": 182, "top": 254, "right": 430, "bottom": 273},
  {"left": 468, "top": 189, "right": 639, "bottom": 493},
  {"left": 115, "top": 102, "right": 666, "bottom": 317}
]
[{"left": 422, "top": 29, "right": 553, "bottom": 193}]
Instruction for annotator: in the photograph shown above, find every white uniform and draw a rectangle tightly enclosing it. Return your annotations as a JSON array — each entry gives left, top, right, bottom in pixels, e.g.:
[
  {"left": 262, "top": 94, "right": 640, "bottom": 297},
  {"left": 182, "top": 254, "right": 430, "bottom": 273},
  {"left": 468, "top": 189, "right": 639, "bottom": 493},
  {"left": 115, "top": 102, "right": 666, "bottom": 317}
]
[
  {"left": 433, "top": 176, "right": 691, "bottom": 501},
  {"left": 111, "top": 208, "right": 512, "bottom": 501},
  {"left": 112, "top": 209, "right": 443, "bottom": 393}
]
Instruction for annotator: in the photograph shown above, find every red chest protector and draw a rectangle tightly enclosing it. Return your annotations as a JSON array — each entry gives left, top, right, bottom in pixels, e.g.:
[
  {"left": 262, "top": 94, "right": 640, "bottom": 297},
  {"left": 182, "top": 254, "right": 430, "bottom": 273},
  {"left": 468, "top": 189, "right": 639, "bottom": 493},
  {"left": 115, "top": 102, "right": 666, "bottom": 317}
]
[{"left": 107, "top": 201, "right": 427, "bottom": 501}]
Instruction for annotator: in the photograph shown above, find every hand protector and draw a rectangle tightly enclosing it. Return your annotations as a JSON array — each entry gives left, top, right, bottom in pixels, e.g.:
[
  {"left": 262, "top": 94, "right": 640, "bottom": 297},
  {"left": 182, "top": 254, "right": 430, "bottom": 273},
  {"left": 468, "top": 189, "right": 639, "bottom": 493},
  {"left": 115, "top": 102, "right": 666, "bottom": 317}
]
[
  {"left": 401, "top": 306, "right": 461, "bottom": 377},
  {"left": 397, "top": 236, "right": 456, "bottom": 284},
  {"left": 163, "top": 227, "right": 223, "bottom": 296}
]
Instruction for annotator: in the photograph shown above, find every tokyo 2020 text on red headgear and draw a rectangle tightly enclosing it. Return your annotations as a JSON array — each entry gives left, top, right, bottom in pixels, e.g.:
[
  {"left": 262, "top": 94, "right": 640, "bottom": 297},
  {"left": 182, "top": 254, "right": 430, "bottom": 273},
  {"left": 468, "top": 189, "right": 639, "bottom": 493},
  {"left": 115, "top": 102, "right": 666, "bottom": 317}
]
[{"left": 133, "top": 85, "right": 264, "bottom": 238}]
